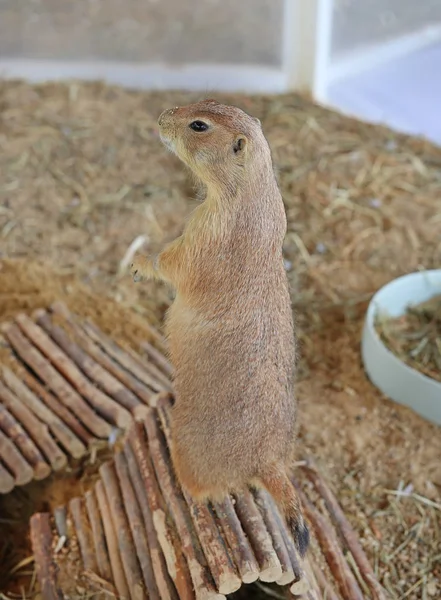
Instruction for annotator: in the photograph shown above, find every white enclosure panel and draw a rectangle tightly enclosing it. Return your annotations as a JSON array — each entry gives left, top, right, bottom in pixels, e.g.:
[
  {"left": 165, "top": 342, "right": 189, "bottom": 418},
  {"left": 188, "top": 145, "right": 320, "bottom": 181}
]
[
  {"left": 0, "top": 0, "right": 284, "bottom": 67},
  {"left": 327, "top": 41, "right": 441, "bottom": 145},
  {"left": 332, "top": 0, "right": 441, "bottom": 58}
]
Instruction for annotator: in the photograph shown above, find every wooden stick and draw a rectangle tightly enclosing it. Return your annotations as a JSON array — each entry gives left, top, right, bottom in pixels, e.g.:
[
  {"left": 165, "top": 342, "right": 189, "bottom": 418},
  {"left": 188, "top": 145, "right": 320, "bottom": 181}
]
[
  {"left": 30, "top": 512, "right": 62, "bottom": 600},
  {"left": 144, "top": 410, "right": 224, "bottom": 600},
  {"left": 36, "top": 310, "right": 141, "bottom": 413},
  {"left": 69, "top": 496, "right": 99, "bottom": 574},
  {"left": 156, "top": 398, "right": 241, "bottom": 595},
  {"left": 124, "top": 439, "right": 180, "bottom": 600},
  {"left": 15, "top": 314, "right": 132, "bottom": 430},
  {"left": 83, "top": 318, "right": 170, "bottom": 393},
  {"left": 100, "top": 461, "right": 148, "bottom": 600},
  {"left": 309, "top": 559, "right": 339, "bottom": 600},
  {"left": 0, "top": 427, "right": 33, "bottom": 485},
  {"left": 2, "top": 365, "right": 88, "bottom": 457},
  {"left": 85, "top": 489, "right": 113, "bottom": 582},
  {"left": 83, "top": 320, "right": 171, "bottom": 393},
  {"left": 295, "top": 485, "right": 364, "bottom": 600},
  {"left": 124, "top": 343, "right": 172, "bottom": 390},
  {"left": 114, "top": 450, "right": 160, "bottom": 598},
  {"left": 126, "top": 310, "right": 168, "bottom": 353},
  {"left": 263, "top": 490, "right": 303, "bottom": 583},
  {"left": 0, "top": 461, "right": 15, "bottom": 494},
  {"left": 141, "top": 340, "right": 173, "bottom": 378},
  {"left": 211, "top": 496, "right": 260, "bottom": 584},
  {"left": 0, "top": 377, "right": 67, "bottom": 471},
  {"left": 184, "top": 496, "right": 241, "bottom": 595},
  {"left": 233, "top": 488, "right": 283, "bottom": 583},
  {"left": 0, "top": 401, "right": 50, "bottom": 480},
  {"left": 253, "top": 488, "right": 295, "bottom": 585},
  {"left": 2, "top": 323, "right": 111, "bottom": 439},
  {"left": 291, "top": 557, "right": 322, "bottom": 600},
  {"left": 95, "top": 479, "right": 130, "bottom": 600},
  {"left": 12, "top": 363, "right": 92, "bottom": 452},
  {"left": 50, "top": 302, "right": 154, "bottom": 406},
  {"left": 129, "top": 422, "right": 194, "bottom": 600},
  {"left": 19, "top": 368, "right": 93, "bottom": 446},
  {"left": 302, "top": 460, "right": 387, "bottom": 600}
]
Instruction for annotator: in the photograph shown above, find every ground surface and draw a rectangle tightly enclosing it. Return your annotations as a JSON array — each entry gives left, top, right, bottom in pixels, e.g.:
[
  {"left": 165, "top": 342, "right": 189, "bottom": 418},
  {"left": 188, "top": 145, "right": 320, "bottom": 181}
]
[{"left": 0, "top": 81, "right": 440, "bottom": 599}]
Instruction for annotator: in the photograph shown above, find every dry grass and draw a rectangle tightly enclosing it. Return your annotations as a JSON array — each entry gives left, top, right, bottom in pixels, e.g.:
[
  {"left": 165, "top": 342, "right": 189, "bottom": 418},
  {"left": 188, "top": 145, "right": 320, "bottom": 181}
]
[
  {"left": 376, "top": 294, "right": 441, "bottom": 382},
  {"left": 0, "top": 80, "right": 440, "bottom": 599}
]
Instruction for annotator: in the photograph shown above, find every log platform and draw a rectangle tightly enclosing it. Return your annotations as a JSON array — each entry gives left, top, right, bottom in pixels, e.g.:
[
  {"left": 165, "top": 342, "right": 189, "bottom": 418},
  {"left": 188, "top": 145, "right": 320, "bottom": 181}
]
[
  {"left": 0, "top": 303, "right": 385, "bottom": 598},
  {"left": 29, "top": 403, "right": 386, "bottom": 599}
]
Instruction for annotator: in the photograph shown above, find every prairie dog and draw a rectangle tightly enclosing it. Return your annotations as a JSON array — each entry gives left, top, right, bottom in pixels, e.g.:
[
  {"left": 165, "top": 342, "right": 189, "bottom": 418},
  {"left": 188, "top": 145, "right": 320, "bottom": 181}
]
[{"left": 131, "top": 99, "right": 309, "bottom": 556}]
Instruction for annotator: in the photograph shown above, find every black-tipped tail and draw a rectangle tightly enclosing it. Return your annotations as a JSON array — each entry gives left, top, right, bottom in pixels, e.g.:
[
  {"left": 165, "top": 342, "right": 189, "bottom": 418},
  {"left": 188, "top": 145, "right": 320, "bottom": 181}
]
[
  {"left": 290, "top": 515, "right": 310, "bottom": 558},
  {"left": 260, "top": 466, "right": 310, "bottom": 558}
]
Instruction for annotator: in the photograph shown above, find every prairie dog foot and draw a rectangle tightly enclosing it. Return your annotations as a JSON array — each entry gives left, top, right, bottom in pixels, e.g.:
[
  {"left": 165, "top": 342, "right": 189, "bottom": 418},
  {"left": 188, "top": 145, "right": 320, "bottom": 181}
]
[{"left": 130, "top": 254, "right": 156, "bottom": 282}]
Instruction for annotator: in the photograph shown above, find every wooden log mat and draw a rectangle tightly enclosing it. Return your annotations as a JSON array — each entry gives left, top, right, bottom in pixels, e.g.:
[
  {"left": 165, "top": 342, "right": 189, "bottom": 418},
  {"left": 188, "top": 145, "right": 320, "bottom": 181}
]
[
  {"left": 0, "top": 301, "right": 172, "bottom": 493},
  {"left": 29, "top": 396, "right": 386, "bottom": 599},
  {"left": 0, "top": 303, "right": 385, "bottom": 598}
]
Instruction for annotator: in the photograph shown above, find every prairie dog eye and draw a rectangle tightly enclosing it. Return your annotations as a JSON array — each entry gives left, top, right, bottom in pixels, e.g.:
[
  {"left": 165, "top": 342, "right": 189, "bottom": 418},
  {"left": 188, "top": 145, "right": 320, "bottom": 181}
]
[{"left": 189, "top": 120, "right": 209, "bottom": 132}]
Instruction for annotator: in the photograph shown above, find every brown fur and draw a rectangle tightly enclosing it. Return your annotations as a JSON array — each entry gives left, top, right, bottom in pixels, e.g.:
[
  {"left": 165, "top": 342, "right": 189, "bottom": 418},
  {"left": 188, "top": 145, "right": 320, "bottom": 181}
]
[{"left": 131, "top": 99, "right": 309, "bottom": 556}]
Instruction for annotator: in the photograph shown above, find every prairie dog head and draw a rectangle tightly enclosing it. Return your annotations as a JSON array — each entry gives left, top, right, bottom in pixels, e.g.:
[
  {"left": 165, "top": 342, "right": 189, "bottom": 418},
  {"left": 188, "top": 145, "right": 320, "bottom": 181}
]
[{"left": 158, "top": 99, "right": 269, "bottom": 192}]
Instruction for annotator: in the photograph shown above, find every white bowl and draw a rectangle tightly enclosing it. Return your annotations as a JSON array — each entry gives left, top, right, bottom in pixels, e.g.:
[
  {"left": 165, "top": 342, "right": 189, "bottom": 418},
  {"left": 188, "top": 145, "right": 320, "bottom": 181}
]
[{"left": 361, "top": 269, "right": 441, "bottom": 425}]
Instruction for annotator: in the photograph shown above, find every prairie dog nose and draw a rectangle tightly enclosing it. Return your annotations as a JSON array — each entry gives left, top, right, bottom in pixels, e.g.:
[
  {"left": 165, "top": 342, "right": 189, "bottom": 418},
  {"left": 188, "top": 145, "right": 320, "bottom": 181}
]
[{"left": 158, "top": 107, "right": 179, "bottom": 126}]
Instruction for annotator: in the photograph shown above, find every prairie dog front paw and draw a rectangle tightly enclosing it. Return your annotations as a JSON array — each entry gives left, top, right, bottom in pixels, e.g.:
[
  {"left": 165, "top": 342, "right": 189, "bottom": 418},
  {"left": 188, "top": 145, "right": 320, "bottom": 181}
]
[{"left": 130, "top": 255, "right": 150, "bottom": 282}]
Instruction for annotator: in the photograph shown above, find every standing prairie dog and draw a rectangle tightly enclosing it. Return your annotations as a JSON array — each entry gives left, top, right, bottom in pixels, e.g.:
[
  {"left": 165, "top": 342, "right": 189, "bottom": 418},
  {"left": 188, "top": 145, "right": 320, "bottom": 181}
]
[{"left": 131, "top": 99, "right": 309, "bottom": 557}]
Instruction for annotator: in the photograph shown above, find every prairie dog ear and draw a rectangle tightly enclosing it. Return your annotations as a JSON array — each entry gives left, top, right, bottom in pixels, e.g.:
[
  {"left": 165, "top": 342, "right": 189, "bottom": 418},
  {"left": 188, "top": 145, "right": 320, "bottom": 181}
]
[
  {"left": 252, "top": 116, "right": 261, "bottom": 127},
  {"left": 233, "top": 135, "right": 247, "bottom": 155}
]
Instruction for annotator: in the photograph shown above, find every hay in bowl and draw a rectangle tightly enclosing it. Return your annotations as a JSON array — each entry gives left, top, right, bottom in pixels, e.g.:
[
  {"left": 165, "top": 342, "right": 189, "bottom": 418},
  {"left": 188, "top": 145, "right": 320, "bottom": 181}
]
[
  {"left": 362, "top": 269, "right": 441, "bottom": 426},
  {"left": 375, "top": 293, "right": 441, "bottom": 383}
]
